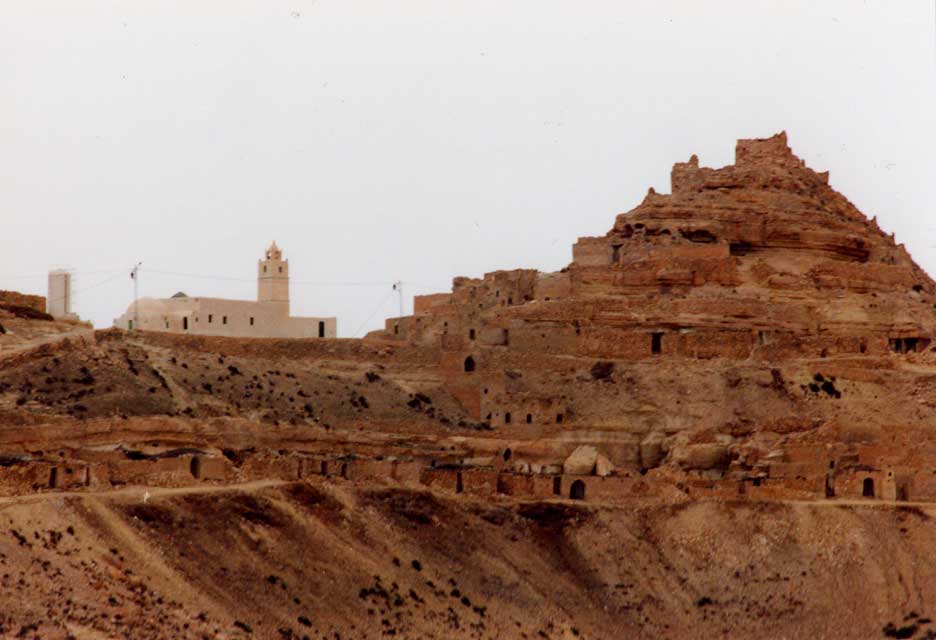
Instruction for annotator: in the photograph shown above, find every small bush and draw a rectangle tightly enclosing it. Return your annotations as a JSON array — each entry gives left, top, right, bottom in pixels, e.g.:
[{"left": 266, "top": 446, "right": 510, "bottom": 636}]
[
  {"left": 883, "top": 622, "right": 919, "bottom": 639},
  {"left": 590, "top": 361, "right": 614, "bottom": 381},
  {"left": 233, "top": 620, "right": 253, "bottom": 634}
]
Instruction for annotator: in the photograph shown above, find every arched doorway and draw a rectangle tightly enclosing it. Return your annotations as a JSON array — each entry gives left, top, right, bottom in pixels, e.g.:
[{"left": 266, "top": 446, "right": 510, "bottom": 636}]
[
  {"left": 464, "top": 356, "right": 476, "bottom": 373},
  {"left": 456, "top": 472, "right": 463, "bottom": 494},
  {"left": 570, "top": 479, "right": 585, "bottom": 500},
  {"left": 190, "top": 456, "right": 202, "bottom": 479},
  {"left": 862, "top": 477, "right": 875, "bottom": 498}
]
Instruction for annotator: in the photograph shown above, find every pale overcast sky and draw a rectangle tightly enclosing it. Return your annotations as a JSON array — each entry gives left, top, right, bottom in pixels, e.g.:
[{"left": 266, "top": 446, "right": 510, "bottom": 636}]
[{"left": 2, "top": 1, "right": 935, "bottom": 335}]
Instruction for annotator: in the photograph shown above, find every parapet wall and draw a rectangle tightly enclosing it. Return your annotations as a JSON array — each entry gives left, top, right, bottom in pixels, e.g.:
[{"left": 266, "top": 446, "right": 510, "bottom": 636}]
[{"left": 121, "top": 329, "right": 442, "bottom": 366}]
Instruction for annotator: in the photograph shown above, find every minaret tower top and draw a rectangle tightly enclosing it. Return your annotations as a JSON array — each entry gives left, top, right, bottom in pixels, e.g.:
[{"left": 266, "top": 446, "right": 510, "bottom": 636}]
[{"left": 258, "top": 241, "right": 289, "bottom": 315}]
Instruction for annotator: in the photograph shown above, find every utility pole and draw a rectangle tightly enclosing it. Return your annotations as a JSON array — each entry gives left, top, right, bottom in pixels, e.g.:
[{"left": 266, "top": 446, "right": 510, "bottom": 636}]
[
  {"left": 131, "top": 262, "right": 142, "bottom": 331},
  {"left": 392, "top": 280, "right": 403, "bottom": 318}
]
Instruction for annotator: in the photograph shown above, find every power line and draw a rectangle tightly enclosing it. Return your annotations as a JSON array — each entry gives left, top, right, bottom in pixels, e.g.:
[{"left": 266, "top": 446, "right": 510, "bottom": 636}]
[
  {"left": 45, "top": 269, "right": 127, "bottom": 306},
  {"left": 144, "top": 269, "right": 251, "bottom": 283},
  {"left": 0, "top": 266, "right": 451, "bottom": 290},
  {"left": 0, "top": 267, "right": 129, "bottom": 282},
  {"left": 352, "top": 288, "right": 397, "bottom": 338},
  {"left": 295, "top": 279, "right": 411, "bottom": 287},
  {"left": 143, "top": 268, "right": 436, "bottom": 288},
  {"left": 4, "top": 264, "right": 453, "bottom": 327}
]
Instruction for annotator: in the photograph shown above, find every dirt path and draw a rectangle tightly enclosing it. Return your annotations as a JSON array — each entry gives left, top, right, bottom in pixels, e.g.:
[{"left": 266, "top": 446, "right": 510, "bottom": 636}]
[
  {"left": 0, "top": 324, "right": 94, "bottom": 360},
  {"left": 0, "top": 475, "right": 932, "bottom": 517},
  {"left": 785, "top": 496, "right": 936, "bottom": 513},
  {"left": 0, "top": 478, "right": 289, "bottom": 510}
]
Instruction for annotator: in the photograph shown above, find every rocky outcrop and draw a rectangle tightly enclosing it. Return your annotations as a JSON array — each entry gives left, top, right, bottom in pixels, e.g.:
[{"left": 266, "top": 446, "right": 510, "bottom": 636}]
[{"left": 0, "top": 290, "right": 47, "bottom": 315}]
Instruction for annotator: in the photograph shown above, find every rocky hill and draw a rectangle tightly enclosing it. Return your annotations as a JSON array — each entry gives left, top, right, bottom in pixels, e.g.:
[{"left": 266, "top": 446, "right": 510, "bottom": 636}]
[{"left": 2, "top": 132, "right": 936, "bottom": 638}]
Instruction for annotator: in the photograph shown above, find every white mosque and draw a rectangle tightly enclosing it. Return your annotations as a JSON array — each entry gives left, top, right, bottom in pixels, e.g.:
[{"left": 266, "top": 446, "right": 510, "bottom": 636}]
[{"left": 113, "top": 243, "right": 336, "bottom": 339}]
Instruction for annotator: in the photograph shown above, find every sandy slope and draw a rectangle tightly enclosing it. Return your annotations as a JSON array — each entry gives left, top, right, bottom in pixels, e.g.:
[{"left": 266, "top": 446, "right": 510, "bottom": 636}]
[{"left": 0, "top": 478, "right": 930, "bottom": 639}]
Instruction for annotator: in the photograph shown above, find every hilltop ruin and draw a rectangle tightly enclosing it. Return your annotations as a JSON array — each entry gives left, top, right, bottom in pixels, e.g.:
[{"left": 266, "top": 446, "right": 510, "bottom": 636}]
[{"left": 366, "top": 131, "right": 936, "bottom": 502}]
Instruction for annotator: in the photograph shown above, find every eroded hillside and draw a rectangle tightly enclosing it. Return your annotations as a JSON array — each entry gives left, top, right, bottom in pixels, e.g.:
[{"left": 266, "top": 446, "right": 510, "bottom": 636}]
[{"left": 0, "top": 480, "right": 934, "bottom": 640}]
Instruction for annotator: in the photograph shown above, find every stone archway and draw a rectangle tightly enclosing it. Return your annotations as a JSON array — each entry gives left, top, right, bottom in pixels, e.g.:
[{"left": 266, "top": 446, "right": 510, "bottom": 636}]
[
  {"left": 862, "top": 477, "right": 875, "bottom": 498},
  {"left": 570, "top": 479, "right": 586, "bottom": 500}
]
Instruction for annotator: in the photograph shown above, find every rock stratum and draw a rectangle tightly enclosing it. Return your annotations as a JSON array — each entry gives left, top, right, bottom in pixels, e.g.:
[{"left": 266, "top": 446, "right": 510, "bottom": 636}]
[{"left": 3, "top": 133, "right": 936, "bottom": 639}]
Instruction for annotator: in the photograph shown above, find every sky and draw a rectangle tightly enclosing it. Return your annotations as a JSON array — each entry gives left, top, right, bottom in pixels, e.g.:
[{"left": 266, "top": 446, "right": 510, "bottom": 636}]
[{"left": 2, "top": 1, "right": 935, "bottom": 335}]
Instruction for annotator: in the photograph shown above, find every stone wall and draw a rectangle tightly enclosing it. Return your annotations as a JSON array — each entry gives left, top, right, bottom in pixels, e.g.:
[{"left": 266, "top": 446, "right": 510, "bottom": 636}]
[{"left": 113, "top": 296, "right": 337, "bottom": 339}]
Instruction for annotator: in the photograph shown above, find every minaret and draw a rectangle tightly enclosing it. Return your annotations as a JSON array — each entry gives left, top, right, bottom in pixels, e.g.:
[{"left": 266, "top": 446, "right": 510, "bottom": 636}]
[{"left": 258, "top": 241, "right": 290, "bottom": 317}]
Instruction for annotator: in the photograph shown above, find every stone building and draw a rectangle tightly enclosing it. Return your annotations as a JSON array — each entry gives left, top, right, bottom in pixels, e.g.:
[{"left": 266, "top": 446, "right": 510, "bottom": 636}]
[
  {"left": 113, "top": 243, "right": 336, "bottom": 338},
  {"left": 47, "top": 270, "right": 80, "bottom": 321}
]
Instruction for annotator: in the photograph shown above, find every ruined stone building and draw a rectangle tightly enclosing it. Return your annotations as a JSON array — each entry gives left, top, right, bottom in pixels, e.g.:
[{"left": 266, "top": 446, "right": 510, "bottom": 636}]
[
  {"left": 113, "top": 242, "right": 336, "bottom": 338},
  {"left": 365, "top": 132, "right": 936, "bottom": 501}
]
